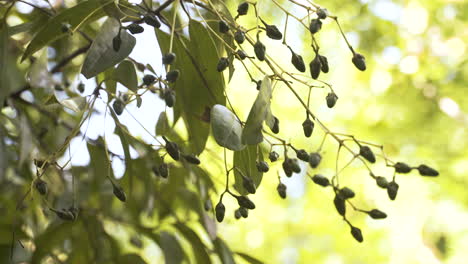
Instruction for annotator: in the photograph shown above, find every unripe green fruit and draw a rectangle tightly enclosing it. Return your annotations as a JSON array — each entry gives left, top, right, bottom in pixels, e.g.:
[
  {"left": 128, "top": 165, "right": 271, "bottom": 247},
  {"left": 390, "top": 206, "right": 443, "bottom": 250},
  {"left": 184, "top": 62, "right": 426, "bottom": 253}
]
[
  {"left": 352, "top": 53, "right": 366, "bottom": 71},
  {"left": 264, "top": 23, "right": 282, "bottom": 40},
  {"left": 219, "top": 20, "right": 229, "bottom": 33},
  {"left": 158, "top": 163, "right": 169, "bottom": 178},
  {"left": 239, "top": 207, "right": 248, "bottom": 218},
  {"left": 269, "top": 151, "right": 279, "bottom": 162},
  {"left": 351, "top": 226, "right": 363, "bottom": 243},
  {"left": 319, "top": 55, "right": 329, "bottom": 73},
  {"left": 234, "top": 209, "right": 242, "bottom": 219},
  {"left": 338, "top": 187, "right": 355, "bottom": 199},
  {"left": 334, "top": 195, "right": 346, "bottom": 216},
  {"left": 316, "top": 8, "right": 329, "bottom": 19},
  {"left": 256, "top": 161, "right": 269, "bottom": 173},
  {"left": 302, "top": 118, "right": 314, "bottom": 137},
  {"left": 282, "top": 159, "right": 293, "bottom": 177},
  {"left": 417, "top": 164, "right": 439, "bottom": 177},
  {"left": 143, "top": 74, "right": 156, "bottom": 86},
  {"left": 254, "top": 40, "right": 266, "bottom": 61},
  {"left": 326, "top": 92, "right": 338, "bottom": 108},
  {"left": 163, "top": 89, "right": 176, "bottom": 108},
  {"left": 234, "top": 30, "right": 246, "bottom": 44},
  {"left": 54, "top": 209, "right": 75, "bottom": 221},
  {"left": 359, "top": 145, "right": 376, "bottom": 163},
  {"left": 237, "top": 2, "right": 249, "bottom": 16},
  {"left": 113, "top": 35, "right": 121, "bottom": 52},
  {"left": 394, "top": 162, "right": 412, "bottom": 173},
  {"left": 113, "top": 99, "right": 125, "bottom": 115},
  {"left": 309, "top": 55, "right": 322, "bottom": 79},
  {"left": 77, "top": 82, "right": 85, "bottom": 93},
  {"left": 166, "top": 70, "right": 180, "bottom": 83},
  {"left": 309, "top": 19, "right": 322, "bottom": 34},
  {"left": 127, "top": 23, "right": 144, "bottom": 34},
  {"left": 215, "top": 201, "right": 225, "bottom": 222},
  {"left": 236, "top": 196, "right": 255, "bottom": 210},
  {"left": 375, "top": 176, "right": 388, "bottom": 188},
  {"left": 113, "top": 185, "right": 127, "bottom": 202},
  {"left": 34, "top": 179, "right": 48, "bottom": 196},
  {"left": 312, "top": 174, "right": 330, "bottom": 187},
  {"left": 217, "top": 57, "right": 229, "bottom": 72},
  {"left": 308, "top": 152, "right": 322, "bottom": 168},
  {"left": 291, "top": 52, "right": 306, "bottom": 72},
  {"left": 242, "top": 176, "right": 257, "bottom": 194},
  {"left": 387, "top": 181, "right": 399, "bottom": 200},
  {"left": 164, "top": 138, "right": 180, "bottom": 161},
  {"left": 296, "top": 149, "right": 310, "bottom": 162},
  {"left": 277, "top": 183, "right": 287, "bottom": 199},
  {"left": 144, "top": 15, "right": 161, "bottom": 28},
  {"left": 183, "top": 154, "right": 200, "bottom": 165},
  {"left": 368, "top": 209, "right": 387, "bottom": 219},
  {"left": 162, "top": 53, "right": 176, "bottom": 65},
  {"left": 236, "top": 50, "right": 248, "bottom": 60}
]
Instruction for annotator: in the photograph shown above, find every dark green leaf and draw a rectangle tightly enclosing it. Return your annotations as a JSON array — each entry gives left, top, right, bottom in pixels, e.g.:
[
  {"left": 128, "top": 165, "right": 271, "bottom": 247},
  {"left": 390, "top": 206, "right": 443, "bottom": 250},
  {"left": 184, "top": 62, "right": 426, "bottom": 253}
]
[
  {"left": 234, "top": 145, "right": 264, "bottom": 195},
  {"left": 235, "top": 252, "right": 264, "bottom": 264},
  {"left": 117, "top": 253, "right": 147, "bottom": 264},
  {"left": 175, "top": 222, "right": 212, "bottom": 264},
  {"left": 113, "top": 60, "right": 138, "bottom": 92},
  {"left": 156, "top": 111, "right": 170, "bottom": 136},
  {"left": 160, "top": 232, "right": 185, "bottom": 264},
  {"left": 214, "top": 237, "right": 236, "bottom": 264}
]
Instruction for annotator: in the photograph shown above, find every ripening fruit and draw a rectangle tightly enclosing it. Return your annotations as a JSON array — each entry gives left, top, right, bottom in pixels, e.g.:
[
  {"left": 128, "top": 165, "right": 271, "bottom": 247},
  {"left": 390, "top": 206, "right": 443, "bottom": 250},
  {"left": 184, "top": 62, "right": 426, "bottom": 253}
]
[
  {"left": 34, "top": 179, "right": 48, "bottom": 196},
  {"left": 352, "top": 53, "right": 366, "bottom": 71},
  {"left": 368, "top": 209, "right": 387, "bottom": 219},
  {"left": 296, "top": 149, "right": 310, "bottom": 162},
  {"left": 237, "top": 2, "right": 249, "bottom": 16},
  {"left": 144, "top": 15, "right": 161, "bottom": 28},
  {"left": 291, "top": 51, "right": 306, "bottom": 72},
  {"left": 77, "top": 82, "right": 85, "bottom": 93},
  {"left": 417, "top": 164, "right": 439, "bottom": 177},
  {"left": 350, "top": 226, "right": 363, "bottom": 243},
  {"left": 338, "top": 187, "right": 355, "bottom": 199},
  {"left": 254, "top": 40, "right": 266, "bottom": 61},
  {"left": 217, "top": 57, "right": 229, "bottom": 72},
  {"left": 163, "top": 89, "right": 176, "bottom": 108},
  {"left": 215, "top": 201, "right": 226, "bottom": 222},
  {"left": 113, "top": 99, "right": 125, "bottom": 115},
  {"left": 316, "top": 8, "right": 329, "bottom": 19},
  {"left": 236, "top": 196, "right": 255, "bottom": 209},
  {"left": 312, "top": 174, "right": 330, "bottom": 187},
  {"left": 166, "top": 70, "right": 180, "bottom": 83},
  {"left": 387, "top": 181, "right": 399, "bottom": 200},
  {"left": 183, "top": 154, "right": 201, "bottom": 165},
  {"left": 234, "top": 30, "right": 246, "bottom": 44},
  {"left": 326, "top": 92, "right": 338, "bottom": 108},
  {"left": 127, "top": 23, "right": 144, "bottom": 34},
  {"left": 309, "top": 19, "right": 322, "bottom": 34},
  {"left": 158, "top": 163, "right": 169, "bottom": 178},
  {"left": 309, "top": 55, "right": 322, "bottom": 79},
  {"left": 162, "top": 53, "right": 176, "bottom": 65},
  {"left": 113, "top": 185, "right": 127, "bottom": 202},
  {"left": 269, "top": 151, "right": 279, "bottom": 162},
  {"left": 302, "top": 118, "right": 314, "bottom": 137},
  {"left": 163, "top": 138, "right": 180, "bottom": 161},
  {"left": 359, "top": 145, "right": 376, "bottom": 163},
  {"left": 112, "top": 35, "right": 121, "bottom": 52},
  {"left": 218, "top": 20, "right": 229, "bottom": 33},
  {"left": 143, "top": 74, "right": 156, "bottom": 85},
  {"left": 308, "top": 152, "right": 322, "bottom": 168},
  {"left": 277, "top": 183, "right": 287, "bottom": 199},
  {"left": 319, "top": 55, "right": 329, "bottom": 73},
  {"left": 263, "top": 21, "right": 283, "bottom": 40},
  {"left": 333, "top": 195, "right": 346, "bottom": 216},
  {"left": 242, "top": 176, "right": 257, "bottom": 194},
  {"left": 271, "top": 117, "right": 280, "bottom": 134},
  {"left": 239, "top": 207, "right": 248, "bottom": 218},
  {"left": 394, "top": 162, "right": 412, "bottom": 173},
  {"left": 256, "top": 161, "right": 269, "bottom": 173},
  {"left": 375, "top": 176, "right": 388, "bottom": 188}
]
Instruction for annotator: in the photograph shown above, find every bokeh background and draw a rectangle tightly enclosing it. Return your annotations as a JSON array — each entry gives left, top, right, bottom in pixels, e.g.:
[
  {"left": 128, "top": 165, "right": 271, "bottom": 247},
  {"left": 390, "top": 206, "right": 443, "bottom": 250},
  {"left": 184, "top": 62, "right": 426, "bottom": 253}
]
[{"left": 3, "top": 0, "right": 468, "bottom": 263}]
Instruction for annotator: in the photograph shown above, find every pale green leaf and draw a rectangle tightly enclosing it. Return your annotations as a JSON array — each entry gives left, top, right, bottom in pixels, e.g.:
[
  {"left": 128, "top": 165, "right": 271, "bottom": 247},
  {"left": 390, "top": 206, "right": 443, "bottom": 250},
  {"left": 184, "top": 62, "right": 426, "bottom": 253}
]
[
  {"left": 160, "top": 232, "right": 185, "bottom": 264},
  {"left": 242, "top": 77, "right": 272, "bottom": 145},
  {"left": 235, "top": 252, "right": 264, "bottom": 264},
  {"left": 156, "top": 111, "right": 170, "bottom": 136},
  {"left": 211, "top": 104, "right": 245, "bottom": 151},
  {"left": 81, "top": 18, "right": 136, "bottom": 78}
]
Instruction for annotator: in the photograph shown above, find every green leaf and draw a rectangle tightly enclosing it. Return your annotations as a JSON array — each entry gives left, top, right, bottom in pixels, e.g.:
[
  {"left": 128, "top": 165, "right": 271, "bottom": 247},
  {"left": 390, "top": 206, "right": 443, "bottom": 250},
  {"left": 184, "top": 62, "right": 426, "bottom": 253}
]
[
  {"left": 242, "top": 77, "right": 272, "bottom": 145},
  {"left": 53, "top": 92, "right": 86, "bottom": 112},
  {"left": 28, "top": 49, "right": 53, "bottom": 89},
  {"left": 214, "top": 237, "right": 236, "bottom": 264},
  {"left": 22, "top": 0, "right": 112, "bottom": 61},
  {"left": 160, "top": 232, "right": 185, "bottom": 264},
  {"left": 0, "top": 26, "right": 26, "bottom": 106},
  {"left": 156, "top": 111, "right": 170, "bottom": 136},
  {"left": 233, "top": 145, "right": 264, "bottom": 195},
  {"left": 211, "top": 104, "right": 245, "bottom": 151},
  {"left": 155, "top": 20, "right": 226, "bottom": 154},
  {"left": 31, "top": 221, "right": 77, "bottom": 264},
  {"left": 175, "top": 222, "right": 212, "bottom": 264},
  {"left": 113, "top": 60, "right": 138, "bottom": 92},
  {"left": 19, "top": 116, "right": 33, "bottom": 166},
  {"left": 81, "top": 18, "right": 136, "bottom": 78},
  {"left": 235, "top": 252, "right": 264, "bottom": 264}
]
